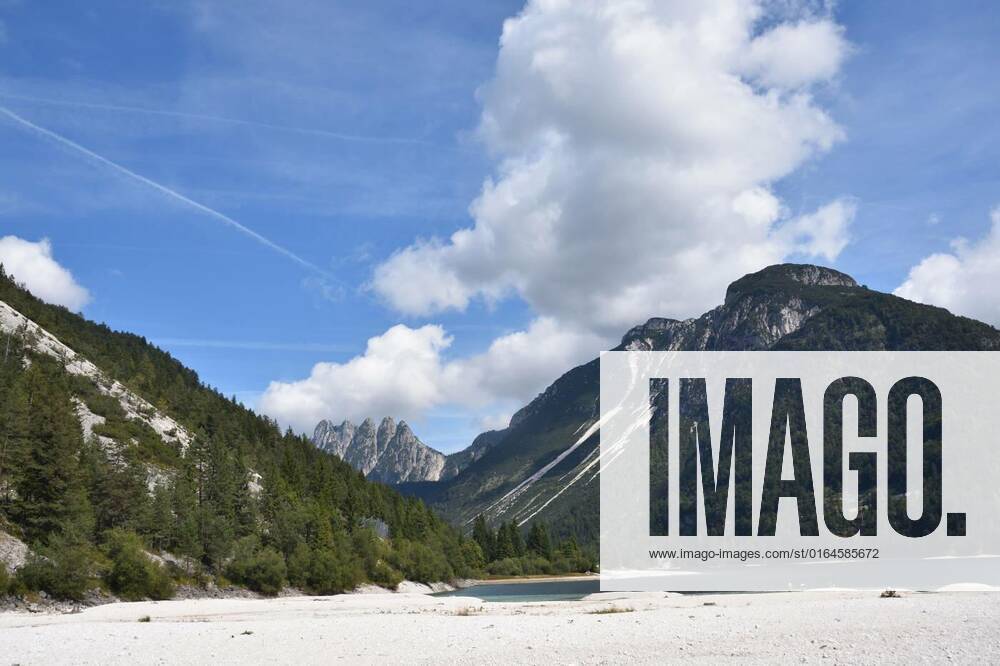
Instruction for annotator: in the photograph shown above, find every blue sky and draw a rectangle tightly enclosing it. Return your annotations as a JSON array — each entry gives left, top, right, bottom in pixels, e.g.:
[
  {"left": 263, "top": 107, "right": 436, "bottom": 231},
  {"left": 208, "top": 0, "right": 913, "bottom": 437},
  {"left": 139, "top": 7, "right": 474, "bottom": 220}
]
[{"left": 2, "top": 1, "right": 999, "bottom": 452}]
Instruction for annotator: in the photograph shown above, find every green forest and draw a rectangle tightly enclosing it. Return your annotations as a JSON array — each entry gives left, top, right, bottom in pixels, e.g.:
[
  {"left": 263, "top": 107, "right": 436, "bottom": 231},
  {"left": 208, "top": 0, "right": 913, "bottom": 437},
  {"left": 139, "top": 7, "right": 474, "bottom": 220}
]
[
  {"left": 471, "top": 515, "right": 595, "bottom": 577},
  {"left": 0, "top": 267, "right": 589, "bottom": 601}
]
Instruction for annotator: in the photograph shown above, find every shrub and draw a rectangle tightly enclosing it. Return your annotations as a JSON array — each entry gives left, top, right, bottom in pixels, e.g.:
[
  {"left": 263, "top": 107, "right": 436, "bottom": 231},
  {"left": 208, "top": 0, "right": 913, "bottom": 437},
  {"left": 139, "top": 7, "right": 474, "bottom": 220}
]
[
  {"left": 486, "top": 557, "right": 524, "bottom": 578},
  {"left": 244, "top": 548, "right": 287, "bottom": 596},
  {"left": 308, "top": 547, "right": 362, "bottom": 595},
  {"left": 390, "top": 540, "right": 453, "bottom": 584},
  {"left": 460, "top": 540, "right": 486, "bottom": 573},
  {"left": 368, "top": 560, "right": 403, "bottom": 590},
  {"left": 17, "top": 535, "right": 100, "bottom": 601},
  {"left": 351, "top": 529, "right": 402, "bottom": 589},
  {"left": 102, "top": 529, "right": 175, "bottom": 601},
  {"left": 227, "top": 538, "right": 286, "bottom": 596},
  {"left": 0, "top": 566, "right": 9, "bottom": 595},
  {"left": 285, "top": 542, "right": 312, "bottom": 589}
]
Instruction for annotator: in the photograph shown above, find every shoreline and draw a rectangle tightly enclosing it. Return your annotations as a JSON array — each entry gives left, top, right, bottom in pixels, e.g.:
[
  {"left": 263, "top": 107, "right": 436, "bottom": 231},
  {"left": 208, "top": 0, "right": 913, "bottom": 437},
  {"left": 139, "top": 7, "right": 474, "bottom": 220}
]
[
  {"left": 1, "top": 589, "right": 997, "bottom": 663},
  {"left": 471, "top": 573, "right": 599, "bottom": 585},
  {"left": 0, "top": 574, "right": 591, "bottom": 615}
]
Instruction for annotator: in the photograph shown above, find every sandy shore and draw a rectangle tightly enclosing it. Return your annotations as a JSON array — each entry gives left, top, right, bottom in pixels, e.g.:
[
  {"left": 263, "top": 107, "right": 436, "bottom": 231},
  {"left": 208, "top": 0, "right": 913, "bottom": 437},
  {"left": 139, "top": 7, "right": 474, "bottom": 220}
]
[{"left": 1, "top": 589, "right": 998, "bottom": 664}]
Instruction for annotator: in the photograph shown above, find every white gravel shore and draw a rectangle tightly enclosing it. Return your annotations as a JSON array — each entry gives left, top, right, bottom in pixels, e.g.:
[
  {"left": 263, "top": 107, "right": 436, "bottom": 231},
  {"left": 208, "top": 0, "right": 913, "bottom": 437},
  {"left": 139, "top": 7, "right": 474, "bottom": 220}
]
[{"left": 1, "top": 589, "right": 997, "bottom": 664}]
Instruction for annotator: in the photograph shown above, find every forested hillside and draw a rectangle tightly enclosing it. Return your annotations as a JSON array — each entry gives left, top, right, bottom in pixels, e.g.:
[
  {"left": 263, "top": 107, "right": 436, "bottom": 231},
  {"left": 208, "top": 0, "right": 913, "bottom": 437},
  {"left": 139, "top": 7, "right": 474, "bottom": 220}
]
[{"left": 0, "top": 265, "right": 486, "bottom": 600}]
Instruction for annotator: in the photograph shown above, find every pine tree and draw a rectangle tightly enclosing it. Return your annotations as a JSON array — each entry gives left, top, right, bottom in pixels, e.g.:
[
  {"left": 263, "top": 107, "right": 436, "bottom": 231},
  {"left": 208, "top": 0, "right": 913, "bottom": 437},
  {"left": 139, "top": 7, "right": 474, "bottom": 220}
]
[
  {"left": 144, "top": 483, "right": 174, "bottom": 552},
  {"left": 472, "top": 514, "right": 495, "bottom": 562},
  {"left": 495, "top": 521, "right": 516, "bottom": 560},
  {"left": 12, "top": 361, "right": 93, "bottom": 542},
  {"left": 85, "top": 441, "right": 150, "bottom": 535},
  {"left": 526, "top": 521, "right": 553, "bottom": 559},
  {"left": 508, "top": 522, "right": 526, "bottom": 558},
  {"left": 0, "top": 350, "right": 28, "bottom": 509},
  {"left": 169, "top": 463, "right": 201, "bottom": 559}
]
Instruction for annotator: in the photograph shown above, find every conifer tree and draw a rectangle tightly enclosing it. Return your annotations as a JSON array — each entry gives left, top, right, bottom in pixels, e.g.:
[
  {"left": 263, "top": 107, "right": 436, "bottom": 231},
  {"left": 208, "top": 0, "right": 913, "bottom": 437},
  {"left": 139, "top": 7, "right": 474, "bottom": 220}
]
[
  {"left": 495, "top": 521, "right": 516, "bottom": 559},
  {"left": 509, "top": 522, "right": 526, "bottom": 557},
  {"left": 12, "top": 361, "right": 92, "bottom": 542},
  {"left": 526, "top": 521, "right": 553, "bottom": 559},
  {"left": 472, "top": 514, "right": 495, "bottom": 561}
]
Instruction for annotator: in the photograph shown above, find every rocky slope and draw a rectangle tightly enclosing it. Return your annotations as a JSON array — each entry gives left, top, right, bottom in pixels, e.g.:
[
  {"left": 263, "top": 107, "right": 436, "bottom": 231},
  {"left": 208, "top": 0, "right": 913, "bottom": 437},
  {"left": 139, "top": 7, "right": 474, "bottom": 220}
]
[
  {"left": 1, "top": 299, "right": 195, "bottom": 493},
  {"left": 313, "top": 417, "right": 447, "bottom": 484},
  {"left": 312, "top": 418, "right": 507, "bottom": 485},
  {"left": 404, "top": 263, "right": 1000, "bottom": 543},
  {"left": 0, "top": 301, "right": 193, "bottom": 455}
]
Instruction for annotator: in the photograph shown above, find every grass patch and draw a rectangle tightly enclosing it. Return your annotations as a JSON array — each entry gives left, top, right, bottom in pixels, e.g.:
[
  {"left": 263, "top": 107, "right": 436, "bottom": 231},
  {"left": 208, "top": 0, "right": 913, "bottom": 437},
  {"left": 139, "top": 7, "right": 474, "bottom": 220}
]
[{"left": 587, "top": 606, "right": 634, "bottom": 615}]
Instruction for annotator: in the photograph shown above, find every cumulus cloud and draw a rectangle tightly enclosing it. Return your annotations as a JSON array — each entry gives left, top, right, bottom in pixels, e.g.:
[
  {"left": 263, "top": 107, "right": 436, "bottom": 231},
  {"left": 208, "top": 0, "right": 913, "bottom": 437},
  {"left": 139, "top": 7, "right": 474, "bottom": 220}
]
[
  {"left": 0, "top": 236, "right": 91, "bottom": 310},
  {"left": 266, "top": 0, "right": 857, "bottom": 434},
  {"left": 259, "top": 317, "right": 602, "bottom": 432},
  {"left": 895, "top": 207, "right": 1000, "bottom": 327},
  {"left": 740, "top": 20, "right": 849, "bottom": 88},
  {"left": 775, "top": 199, "right": 856, "bottom": 261},
  {"left": 259, "top": 325, "right": 451, "bottom": 431},
  {"left": 372, "top": 0, "right": 854, "bottom": 336},
  {"left": 444, "top": 317, "right": 605, "bottom": 406}
]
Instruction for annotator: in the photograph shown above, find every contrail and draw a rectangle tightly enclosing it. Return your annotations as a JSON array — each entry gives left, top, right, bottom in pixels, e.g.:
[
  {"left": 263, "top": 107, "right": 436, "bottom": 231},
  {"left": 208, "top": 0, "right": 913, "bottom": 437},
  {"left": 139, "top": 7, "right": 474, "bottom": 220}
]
[
  {"left": 0, "top": 105, "right": 334, "bottom": 279},
  {"left": 0, "top": 92, "right": 434, "bottom": 147},
  {"left": 152, "top": 337, "right": 354, "bottom": 353}
]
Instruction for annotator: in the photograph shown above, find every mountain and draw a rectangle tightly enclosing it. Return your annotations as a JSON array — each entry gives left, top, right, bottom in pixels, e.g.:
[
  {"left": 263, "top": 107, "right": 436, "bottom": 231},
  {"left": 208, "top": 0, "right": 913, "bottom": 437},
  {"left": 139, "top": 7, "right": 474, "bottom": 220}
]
[
  {"left": 313, "top": 417, "right": 445, "bottom": 484},
  {"left": 0, "top": 266, "right": 479, "bottom": 599},
  {"left": 312, "top": 418, "right": 505, "bottom": 484},
  {"left": 440, "top": 430, "right": 507, "bottom": 480},
  {"left": 404, "top": 263, "right": 1000, "bottom": 545}
]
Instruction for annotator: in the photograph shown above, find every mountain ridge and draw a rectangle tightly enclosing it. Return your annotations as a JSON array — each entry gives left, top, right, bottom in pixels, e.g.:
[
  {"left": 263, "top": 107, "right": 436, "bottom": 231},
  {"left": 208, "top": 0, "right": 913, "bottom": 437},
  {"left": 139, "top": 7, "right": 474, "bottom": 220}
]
[
  {"left": 312, "top": 417, "right": 505, "bottom": 484},
  {"left": 402, "top": 263, "right": 1000, "bottom": 544},
  {"left": 313, "top": 417, "right": 445, "bottom": 484}
]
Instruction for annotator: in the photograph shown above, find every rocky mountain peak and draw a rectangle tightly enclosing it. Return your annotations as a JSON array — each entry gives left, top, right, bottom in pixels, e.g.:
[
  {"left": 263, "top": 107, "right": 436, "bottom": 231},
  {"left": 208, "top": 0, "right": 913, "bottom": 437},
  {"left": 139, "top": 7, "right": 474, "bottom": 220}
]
[
  {"left": 312, "top": 416, "right": 447, "bottom": 484},
  {"left": 619, "top": 264, "right": 861, "bottom": 352},
  {"left": 724, "top": 263, "right": 858, "bottom": 306}
]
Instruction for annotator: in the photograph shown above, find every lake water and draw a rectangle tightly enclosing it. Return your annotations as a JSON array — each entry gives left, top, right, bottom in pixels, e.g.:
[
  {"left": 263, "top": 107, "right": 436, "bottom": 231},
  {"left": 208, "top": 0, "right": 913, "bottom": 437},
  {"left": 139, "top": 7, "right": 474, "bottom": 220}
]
[{"left": 433, "top": 578, "right": 600, "bottom": 602}]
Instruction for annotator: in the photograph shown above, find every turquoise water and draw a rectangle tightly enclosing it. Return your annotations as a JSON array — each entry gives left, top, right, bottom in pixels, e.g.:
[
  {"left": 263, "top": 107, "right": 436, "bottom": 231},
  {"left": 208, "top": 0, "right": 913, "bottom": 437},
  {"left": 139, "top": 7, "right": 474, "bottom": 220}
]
[{"left": 433, "top": 578, "right": 600, "bottom": 602}]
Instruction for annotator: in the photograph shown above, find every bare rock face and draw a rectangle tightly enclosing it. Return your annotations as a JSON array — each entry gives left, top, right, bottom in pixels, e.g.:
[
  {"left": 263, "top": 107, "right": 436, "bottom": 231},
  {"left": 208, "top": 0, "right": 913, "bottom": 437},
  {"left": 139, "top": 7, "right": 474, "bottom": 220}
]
[
  {"left": 313, "top": 417, "right": 446, "bottom": 483},
  {"left": 0, "top": 531, "right": 29, "bottom": 573},
  {"left": 619, "top": 264, "right": 858, "bottom": 353}
]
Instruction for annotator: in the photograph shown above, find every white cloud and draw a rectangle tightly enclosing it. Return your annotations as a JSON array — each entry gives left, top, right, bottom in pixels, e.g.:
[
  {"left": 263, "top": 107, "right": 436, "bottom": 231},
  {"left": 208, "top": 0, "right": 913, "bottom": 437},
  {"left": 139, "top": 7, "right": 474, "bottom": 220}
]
[
  {"left": 259, "top": 324, "right": 451, "bottom": 432},
  {"left": 741, "top": 20, "right": 848, "bottom": 88},
  {"left": 372, "top": 0, "right": 853, "bottom": 337},
  {"left": 259, "top": 317, "right": 602, "bottom": 432},
  {"left": 444, "top": 317, "right": 605, "bottom": 406},
  {"left": 0, "top": 236, "right": 91, "bottom": 310},
  {"left": 895, "top": 206, "right": 1000, "bottom": 327},
  {"left": 267, "top": 0, "right": 858, "bottom": 435},
  {"left": 776, "top": 199, "right": 856, "bottom": 261}
]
